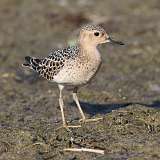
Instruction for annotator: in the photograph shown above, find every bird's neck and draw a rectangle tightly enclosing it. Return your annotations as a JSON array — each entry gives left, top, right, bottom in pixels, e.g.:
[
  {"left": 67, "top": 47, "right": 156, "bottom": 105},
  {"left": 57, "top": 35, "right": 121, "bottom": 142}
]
[
  {"left": 78, "top": 42, "right": 101, "bottom": 61},
  {"left": 78, "top": 40, "right": 96, "bottom": 50}
]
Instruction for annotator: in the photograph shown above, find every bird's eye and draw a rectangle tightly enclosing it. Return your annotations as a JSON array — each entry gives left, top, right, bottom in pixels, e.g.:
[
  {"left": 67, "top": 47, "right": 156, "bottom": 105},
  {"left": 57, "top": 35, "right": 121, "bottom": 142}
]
[{"left": 94, "top": 32, "right": 99, "bottom": 36}]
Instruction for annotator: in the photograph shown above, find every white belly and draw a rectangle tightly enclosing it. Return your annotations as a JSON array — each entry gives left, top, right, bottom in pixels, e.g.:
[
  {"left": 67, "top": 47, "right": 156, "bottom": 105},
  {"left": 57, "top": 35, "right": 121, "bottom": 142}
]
[{"left": 53, "top": 59, "right": 101, "bottom": 85}]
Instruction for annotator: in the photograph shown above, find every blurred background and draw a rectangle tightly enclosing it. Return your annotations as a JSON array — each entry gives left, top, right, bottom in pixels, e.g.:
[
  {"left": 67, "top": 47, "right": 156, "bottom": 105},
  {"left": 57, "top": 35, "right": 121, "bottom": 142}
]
[{"left": 0, "top": 0, "right": 160, "bottom": 159}]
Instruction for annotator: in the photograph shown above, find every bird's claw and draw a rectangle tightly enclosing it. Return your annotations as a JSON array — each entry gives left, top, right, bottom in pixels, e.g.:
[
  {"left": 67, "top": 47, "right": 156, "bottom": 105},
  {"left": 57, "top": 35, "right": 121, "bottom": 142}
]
[{"left": 79, "top": 117, "right": 103, "bottom": 123}]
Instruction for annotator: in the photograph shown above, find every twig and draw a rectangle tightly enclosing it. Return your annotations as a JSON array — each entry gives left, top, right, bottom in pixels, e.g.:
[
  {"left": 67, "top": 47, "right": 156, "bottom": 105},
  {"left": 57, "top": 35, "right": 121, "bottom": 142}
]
[{"left": 64, "top": 148, "right": 104, "bottom": 154}]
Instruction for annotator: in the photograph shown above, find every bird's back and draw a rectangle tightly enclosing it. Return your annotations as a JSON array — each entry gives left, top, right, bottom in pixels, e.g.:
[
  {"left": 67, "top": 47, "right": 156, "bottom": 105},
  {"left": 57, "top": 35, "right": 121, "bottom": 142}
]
[{"left": 22, "top": 45, "right": 79, "bottom": 81}]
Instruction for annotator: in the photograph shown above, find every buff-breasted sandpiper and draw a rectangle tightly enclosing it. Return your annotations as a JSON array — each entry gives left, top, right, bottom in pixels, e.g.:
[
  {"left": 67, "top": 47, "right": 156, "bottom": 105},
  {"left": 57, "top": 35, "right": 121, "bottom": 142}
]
[{"left": 22, "top": 24, "right": 124, "bottom": 129}]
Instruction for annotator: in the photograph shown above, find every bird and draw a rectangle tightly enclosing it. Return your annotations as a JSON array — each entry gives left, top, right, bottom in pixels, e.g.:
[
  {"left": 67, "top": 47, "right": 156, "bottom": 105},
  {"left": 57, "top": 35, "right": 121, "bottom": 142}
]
[{"left": 22, "top": 24, "right": 124, "bottom": 129}]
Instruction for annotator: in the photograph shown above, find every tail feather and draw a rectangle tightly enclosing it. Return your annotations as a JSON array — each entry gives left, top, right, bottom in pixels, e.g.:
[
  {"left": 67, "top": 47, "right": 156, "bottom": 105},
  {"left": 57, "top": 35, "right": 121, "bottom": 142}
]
[{"left": 22, "top": 56, "right": 41, "bottom": 71}]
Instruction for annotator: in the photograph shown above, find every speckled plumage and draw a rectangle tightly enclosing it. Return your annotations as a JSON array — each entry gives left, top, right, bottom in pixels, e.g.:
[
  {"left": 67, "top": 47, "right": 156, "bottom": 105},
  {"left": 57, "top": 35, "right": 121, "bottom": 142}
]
[
  {"left": 38, "top": 45, "right": 79, "bottom": 81},
  {"left": 23, "top": 42, "right": 101, "bottom": 85},
  {"left": 23, "top": 46, "right": 80, "bottom": 81},
  {"left": 22, "top": 24, "right": 123, "bottom": 129},
  {"left": 81, "top": 24, "right": 105, "bottom": 32}
]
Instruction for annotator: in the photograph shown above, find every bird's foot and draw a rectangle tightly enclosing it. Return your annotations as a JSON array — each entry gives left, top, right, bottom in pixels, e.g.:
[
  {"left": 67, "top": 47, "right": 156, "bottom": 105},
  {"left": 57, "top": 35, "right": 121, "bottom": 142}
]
[
  {"left": 79, "top": 117, "right": 103, "bottom": 123},
  {"left": 56, "top": 123, "right": 81, "bottom": 132}
]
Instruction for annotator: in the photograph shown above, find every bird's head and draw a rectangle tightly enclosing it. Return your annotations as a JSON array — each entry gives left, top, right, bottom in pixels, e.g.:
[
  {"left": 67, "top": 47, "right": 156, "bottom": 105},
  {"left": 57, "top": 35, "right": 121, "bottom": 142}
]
[{"left": 79, "top": 24, "right": 124, "bottom": 47}]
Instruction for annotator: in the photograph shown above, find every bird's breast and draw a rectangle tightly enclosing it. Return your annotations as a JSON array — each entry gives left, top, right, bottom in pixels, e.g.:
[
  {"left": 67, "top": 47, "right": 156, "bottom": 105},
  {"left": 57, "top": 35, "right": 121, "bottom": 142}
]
[{"left": 53, "top": 49, "right": 102, "bottom": 85}]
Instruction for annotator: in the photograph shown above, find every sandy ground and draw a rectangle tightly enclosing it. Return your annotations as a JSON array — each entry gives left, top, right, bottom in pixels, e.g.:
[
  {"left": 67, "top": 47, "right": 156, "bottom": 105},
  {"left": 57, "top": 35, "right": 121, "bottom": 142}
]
[{"left": 0, "top": 0, "right": 160, "bottom": 159}]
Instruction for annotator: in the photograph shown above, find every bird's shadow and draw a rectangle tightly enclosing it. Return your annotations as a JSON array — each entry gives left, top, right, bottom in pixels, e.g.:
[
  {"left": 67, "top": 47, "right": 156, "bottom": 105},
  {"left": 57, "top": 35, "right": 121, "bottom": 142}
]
[{"left": 70, "top": 100, "right": 160, "bottom": 116}]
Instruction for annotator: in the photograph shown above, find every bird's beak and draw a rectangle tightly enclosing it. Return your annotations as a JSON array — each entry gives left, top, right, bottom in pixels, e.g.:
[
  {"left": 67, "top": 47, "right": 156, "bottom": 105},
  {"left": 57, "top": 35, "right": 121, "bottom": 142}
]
[{"left": 106, "top": 37, "right": 124, "bottom": 45}]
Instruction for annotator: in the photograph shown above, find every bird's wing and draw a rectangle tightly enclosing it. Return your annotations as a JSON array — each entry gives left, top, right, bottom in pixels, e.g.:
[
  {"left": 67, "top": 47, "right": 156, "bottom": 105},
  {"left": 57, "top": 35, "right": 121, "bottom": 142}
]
[{"left": 37, "top": 46, "right": 79, "bottom": 80}]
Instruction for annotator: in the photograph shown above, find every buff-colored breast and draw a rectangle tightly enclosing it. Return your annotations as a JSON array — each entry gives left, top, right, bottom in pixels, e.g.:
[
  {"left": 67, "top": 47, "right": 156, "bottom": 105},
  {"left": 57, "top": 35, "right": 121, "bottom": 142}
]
[{"left": 53, "top": 48, "right": 101, "bottom": 86}]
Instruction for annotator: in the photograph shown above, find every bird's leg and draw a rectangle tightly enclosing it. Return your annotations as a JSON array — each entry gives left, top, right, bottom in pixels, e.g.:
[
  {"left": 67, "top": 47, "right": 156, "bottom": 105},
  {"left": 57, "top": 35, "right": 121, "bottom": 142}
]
[
  {"left": 72, "top": 87, "right": 103, "bottom": 123},
  {"left": 58, "top": 84, "right": 67, "bottom": 127},
  {"left": 57, "top": 85, "right": 81, "bottom": 131},
  {"left": 72, "top": 87, "right": 86, "bottom": 122}
]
